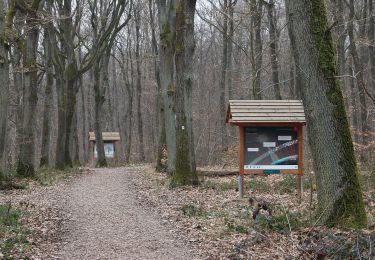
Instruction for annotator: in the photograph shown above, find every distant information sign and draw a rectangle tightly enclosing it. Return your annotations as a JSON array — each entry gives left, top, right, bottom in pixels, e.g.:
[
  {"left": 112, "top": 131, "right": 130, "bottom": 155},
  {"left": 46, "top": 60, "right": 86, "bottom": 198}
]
[
  {"left": 94, "top": 143, "right": 115, "bottom": 158},
  {"left": 244, "top": 127, "right": 298, "bottom": 170}
]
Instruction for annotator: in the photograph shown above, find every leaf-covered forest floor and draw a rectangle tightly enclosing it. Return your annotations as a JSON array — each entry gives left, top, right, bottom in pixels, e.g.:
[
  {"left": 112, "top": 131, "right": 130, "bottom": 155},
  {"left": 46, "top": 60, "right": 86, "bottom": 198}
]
[
  {"left": 135, "top": 165, "right": 375, "bottom": 259},
  {"left": 0, "top": 165, "right": 374, "bottom": 259}
]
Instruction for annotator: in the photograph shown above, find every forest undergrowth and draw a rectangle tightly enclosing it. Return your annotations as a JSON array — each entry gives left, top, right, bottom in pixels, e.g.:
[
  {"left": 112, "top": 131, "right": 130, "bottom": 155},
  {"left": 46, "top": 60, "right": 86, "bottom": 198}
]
[
  {"left": 0, "top": 163, "right": 373, "bottom": 259},
  {"left": 135, "top": 163, "right": 375, "bottom": 259},
  {"left": 0, "top": 168, "right": 84, "bottom": 259}
]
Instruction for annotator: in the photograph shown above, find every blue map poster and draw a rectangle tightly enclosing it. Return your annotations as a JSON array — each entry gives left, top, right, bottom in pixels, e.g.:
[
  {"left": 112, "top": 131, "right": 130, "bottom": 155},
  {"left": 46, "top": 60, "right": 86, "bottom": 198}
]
[{"left": 244, "top": 127, "right": 298, "bottom": 170}]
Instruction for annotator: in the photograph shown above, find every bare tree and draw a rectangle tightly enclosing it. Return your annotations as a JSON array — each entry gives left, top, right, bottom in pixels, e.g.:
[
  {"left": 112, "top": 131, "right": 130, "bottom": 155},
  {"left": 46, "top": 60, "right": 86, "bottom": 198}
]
[
  {"left": 134, "top": 4, "right": 145, "bottom": 162},
  {"left": 40, "top": 2, "right": 54, "bottom": 167},
  {"left": 149, "top": 0, "right": 166, "bottom": 172},
  {"left": 156, "top": 0, "right": 177, "bottom": 174},
  {"left": 172, "top": 0, "right": 199, "bottom": 185},
  {"left": 15, "top": 0, "right": 41, "bottom": 177},
  {"left": 348, "top": 0, "right": 369, "bottom": 160},
  {"left": 265, "top": 0, "right": 282, "bottom": 99},
  {"left": 286, "top": 0, "right": 367, "bottom": 228},
  {"left": 0, "top": 0, "right": 10, "bottom": 181},
  {"left": 249, "top": 0, "right": 263, "bottom": 99}
]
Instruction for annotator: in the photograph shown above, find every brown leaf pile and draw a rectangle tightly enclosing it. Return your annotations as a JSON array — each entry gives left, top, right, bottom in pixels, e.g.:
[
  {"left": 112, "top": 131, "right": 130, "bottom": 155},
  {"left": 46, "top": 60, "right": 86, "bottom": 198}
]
[{"left": 134, "top": 166, "right": 375, "bottom": 259}]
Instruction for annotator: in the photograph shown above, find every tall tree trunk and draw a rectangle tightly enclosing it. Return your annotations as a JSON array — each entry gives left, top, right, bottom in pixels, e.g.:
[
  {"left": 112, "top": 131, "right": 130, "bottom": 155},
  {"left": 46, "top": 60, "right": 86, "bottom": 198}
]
[
  {"left": 150, "top": 0, "right": 166, "bottom": 172},
  {"left": 134, "top": 7, "right": 145, "bottom": 162},
  {"left": 250, "top": 0, "right": 263, "bottom": 100},
  {"left": 349, "top": 63, "right": 359, "bottom": 144},
  {"left": 40, "top": 26, "right": 53, "bottom": 167},
  {"left": 266, "top": 0, "right": 282, "bottom": 99},
  {"left": 62, "top": 0, "right": 78, "bottom": 168},
  {"left": 332, "top": 0, "right": 346, "bottom": 78},
  {"left": 157, "top": 0, "right": 177, "bottom": 174},
  {"left": 369, "top": 0, "right": 375, "bottom": 90},
  {"left": 0, "top": 0, "right": 9, "bottom": 181},
  {"left": 126, "top": 39, "right": 134, "bottom": 164},
  {"left": 286, "top": 0, "right": 367, "bottom": 228},
  {"left": 348, "top": 0, "right": 369, "bottom": 161},
  {"left": 72, "top": 110, "right": 80, "bottom": 165},
  {"left": 219, "top": 0, "right": 228, "bottom": 151},
  {"left": 55, "top": 74, "right": 67, "bottom": 169},
  {"left": 17, "top": 5, "right": 40, "bottom": 177},
  {"left": 93, "top": 57, "right": 107, "bottom": 167},
  {"left": 172, "top": 0, "right": 199, "bottom": 185},
  {"left": 78, "top": 44, "right": 88, "bottom": 164},
  {"left": 368, "top": 0, "right": 375, "bottom": 160},
  {"left": 227, "top": 0, "right": 235, "bottom": 100}
]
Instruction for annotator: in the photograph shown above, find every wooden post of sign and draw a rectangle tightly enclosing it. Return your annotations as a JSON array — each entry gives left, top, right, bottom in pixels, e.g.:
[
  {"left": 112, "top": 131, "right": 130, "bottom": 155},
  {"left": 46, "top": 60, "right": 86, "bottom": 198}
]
[
  {"left": 239, "top": 126, "right": 245, "bottom": 198},
  {"left": 297, "top": 124, "right": 303, "bottom": 201}
]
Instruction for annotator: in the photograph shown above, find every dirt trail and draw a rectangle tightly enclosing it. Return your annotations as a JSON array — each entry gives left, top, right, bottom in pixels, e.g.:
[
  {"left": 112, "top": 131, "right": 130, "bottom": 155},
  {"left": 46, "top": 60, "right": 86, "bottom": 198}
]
[{"left": 56, "top": 167, "right": 196, "bottom": 260}]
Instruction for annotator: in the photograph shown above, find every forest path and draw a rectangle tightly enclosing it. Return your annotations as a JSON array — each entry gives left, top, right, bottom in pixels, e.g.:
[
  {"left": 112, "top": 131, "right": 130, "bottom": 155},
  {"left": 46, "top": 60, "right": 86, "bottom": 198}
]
[{"left": 57, "top": 166, "right": 195, "bottom": 260}]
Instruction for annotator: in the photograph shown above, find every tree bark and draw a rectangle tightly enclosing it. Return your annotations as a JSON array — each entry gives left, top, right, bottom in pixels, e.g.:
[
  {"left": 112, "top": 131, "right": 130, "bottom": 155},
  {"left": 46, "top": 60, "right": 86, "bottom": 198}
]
[
  {"left": 219, "top": 0, "right": 228, "bottom": 151},
  {"left": 157, "top": 0, "right": 177, "bottom": 174},
  {"left": 125, "top": 37, "right": 134, "bottom": 164},
  {"left": 172, "top": 0, "right": 199, "bottom": 185},
  {"left": 150, "top": 0, "right": 166, "bottom": 172},
  {"left": 93, "top": 56, "right": 107, "bottom": 167},
  {"left": 286, "top": 0, "right": 367, "bottom": 228},
  {"left": 0, "top": 0, "right": 10, "bottom": 181},
  {"left": 266, "top": 0, "right": 282, "bottom": 99},
  {"left": 55, "top": 74, "right": 67, "bottom": 169},
  {"left": 62, "top": 0, "right": 78, "bottom": 168},
  {"left": 348, "top": 0, "right": 369, "bottom": 161},
  {"left": 227, "top": 0, "right": 235, "bottom": 100},
  {"left": 17, "top": 1, "right": 41, "bottom": 177},
  {"left": 40, "top": 21, "right": 54, "bottom": 167},
  {"left": 134, "top": 6, "right": 145, "bottom": 162},
  {"left": 332, "top": 0, "right": 346, "bottom": 78},
  {"left": 250, "top": 0, "right": 263, "bottom": 100}
]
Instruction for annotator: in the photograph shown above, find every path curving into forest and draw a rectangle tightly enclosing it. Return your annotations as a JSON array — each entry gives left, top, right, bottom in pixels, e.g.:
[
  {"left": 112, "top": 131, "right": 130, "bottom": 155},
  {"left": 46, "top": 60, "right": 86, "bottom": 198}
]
[{"left": 56, "top": 167, "right": 195, "bottom": 260}]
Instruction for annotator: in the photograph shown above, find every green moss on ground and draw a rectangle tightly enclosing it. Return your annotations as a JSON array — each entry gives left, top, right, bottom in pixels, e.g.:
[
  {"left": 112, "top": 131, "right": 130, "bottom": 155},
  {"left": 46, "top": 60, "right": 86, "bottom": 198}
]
[{"left": 0, "top": 203, "right": 31, "bottom": 258}]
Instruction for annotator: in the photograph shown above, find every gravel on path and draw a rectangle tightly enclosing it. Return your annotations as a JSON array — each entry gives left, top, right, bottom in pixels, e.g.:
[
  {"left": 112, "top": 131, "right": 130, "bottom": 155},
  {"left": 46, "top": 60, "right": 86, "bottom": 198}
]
[{"left": 57, "top": 166, "right": 197, "bottom": 260}]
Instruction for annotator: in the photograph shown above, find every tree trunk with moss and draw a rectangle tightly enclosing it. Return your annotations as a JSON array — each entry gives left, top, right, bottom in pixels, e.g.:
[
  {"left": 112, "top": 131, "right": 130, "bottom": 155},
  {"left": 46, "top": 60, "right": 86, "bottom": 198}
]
[
  {"left": 286, "top": 0, "right": 367, "bottom": 228},
  {"left": 55, "top": 74, "right": 67, "bottom": 169},
  {"left": 40, "top": 25, "right": 53, "bottom": 167},
  {"left": 17, "top": 1, "right": 41, "bottom": 177},
  {"left": 150, "top": 0, "right": 166, "bottom": 172},
  {"left": 171, "top": 0, "right": 198, "bottom": 186},
  {"left": 93, "top": 54, "right": 108, "bottom": 167},
  {"left": 62, "top": 0, "right": 78, "bottom": 168},
  {"left": 157, "top": 0, "right": 177, "bottom": 174},
  {"left": 0, "top": 0, "right": 9, "bottom": 181}
]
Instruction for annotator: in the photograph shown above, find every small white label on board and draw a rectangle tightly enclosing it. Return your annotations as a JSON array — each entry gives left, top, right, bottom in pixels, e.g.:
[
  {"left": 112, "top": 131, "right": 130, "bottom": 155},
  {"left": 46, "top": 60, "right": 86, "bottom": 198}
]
[
  {"left": 278, "top": 136, "right": 292, "bottom": 141},
  {"left": 263, "top": 142, "right": 276, "bottom": 148},
  {"left": 247, "top": 148, "right": 259, "bottom": 152},
  {"left": 244, "top": 165, "right": 298, "bottom": 170}
]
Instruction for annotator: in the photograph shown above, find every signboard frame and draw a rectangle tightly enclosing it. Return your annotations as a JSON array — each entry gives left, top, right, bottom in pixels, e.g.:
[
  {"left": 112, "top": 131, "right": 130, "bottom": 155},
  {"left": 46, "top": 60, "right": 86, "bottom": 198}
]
[
  {"left": 237, "top": 122, "right": 304, "bottom": 198},
  {"left": 238, "top": 122, "right": 303, "bottom": 176}
]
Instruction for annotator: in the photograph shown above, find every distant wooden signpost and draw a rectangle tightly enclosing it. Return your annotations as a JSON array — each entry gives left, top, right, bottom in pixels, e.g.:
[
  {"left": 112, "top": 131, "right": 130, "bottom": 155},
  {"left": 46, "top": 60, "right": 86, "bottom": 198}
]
[
  {"left": 89, "top": 132, "right": 121, "bottom": 162},
  {"left": 226, "top": 100, "right": 306, "bottom": 198}
]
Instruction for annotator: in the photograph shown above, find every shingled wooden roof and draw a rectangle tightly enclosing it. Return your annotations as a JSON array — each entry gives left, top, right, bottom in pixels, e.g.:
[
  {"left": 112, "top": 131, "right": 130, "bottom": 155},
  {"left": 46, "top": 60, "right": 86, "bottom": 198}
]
[
  {"left": 226, "top": 100, "right": 306, "bottom": 124},
  {"left": 89, "top": 132, "right": 121, "bottom": 141}
]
